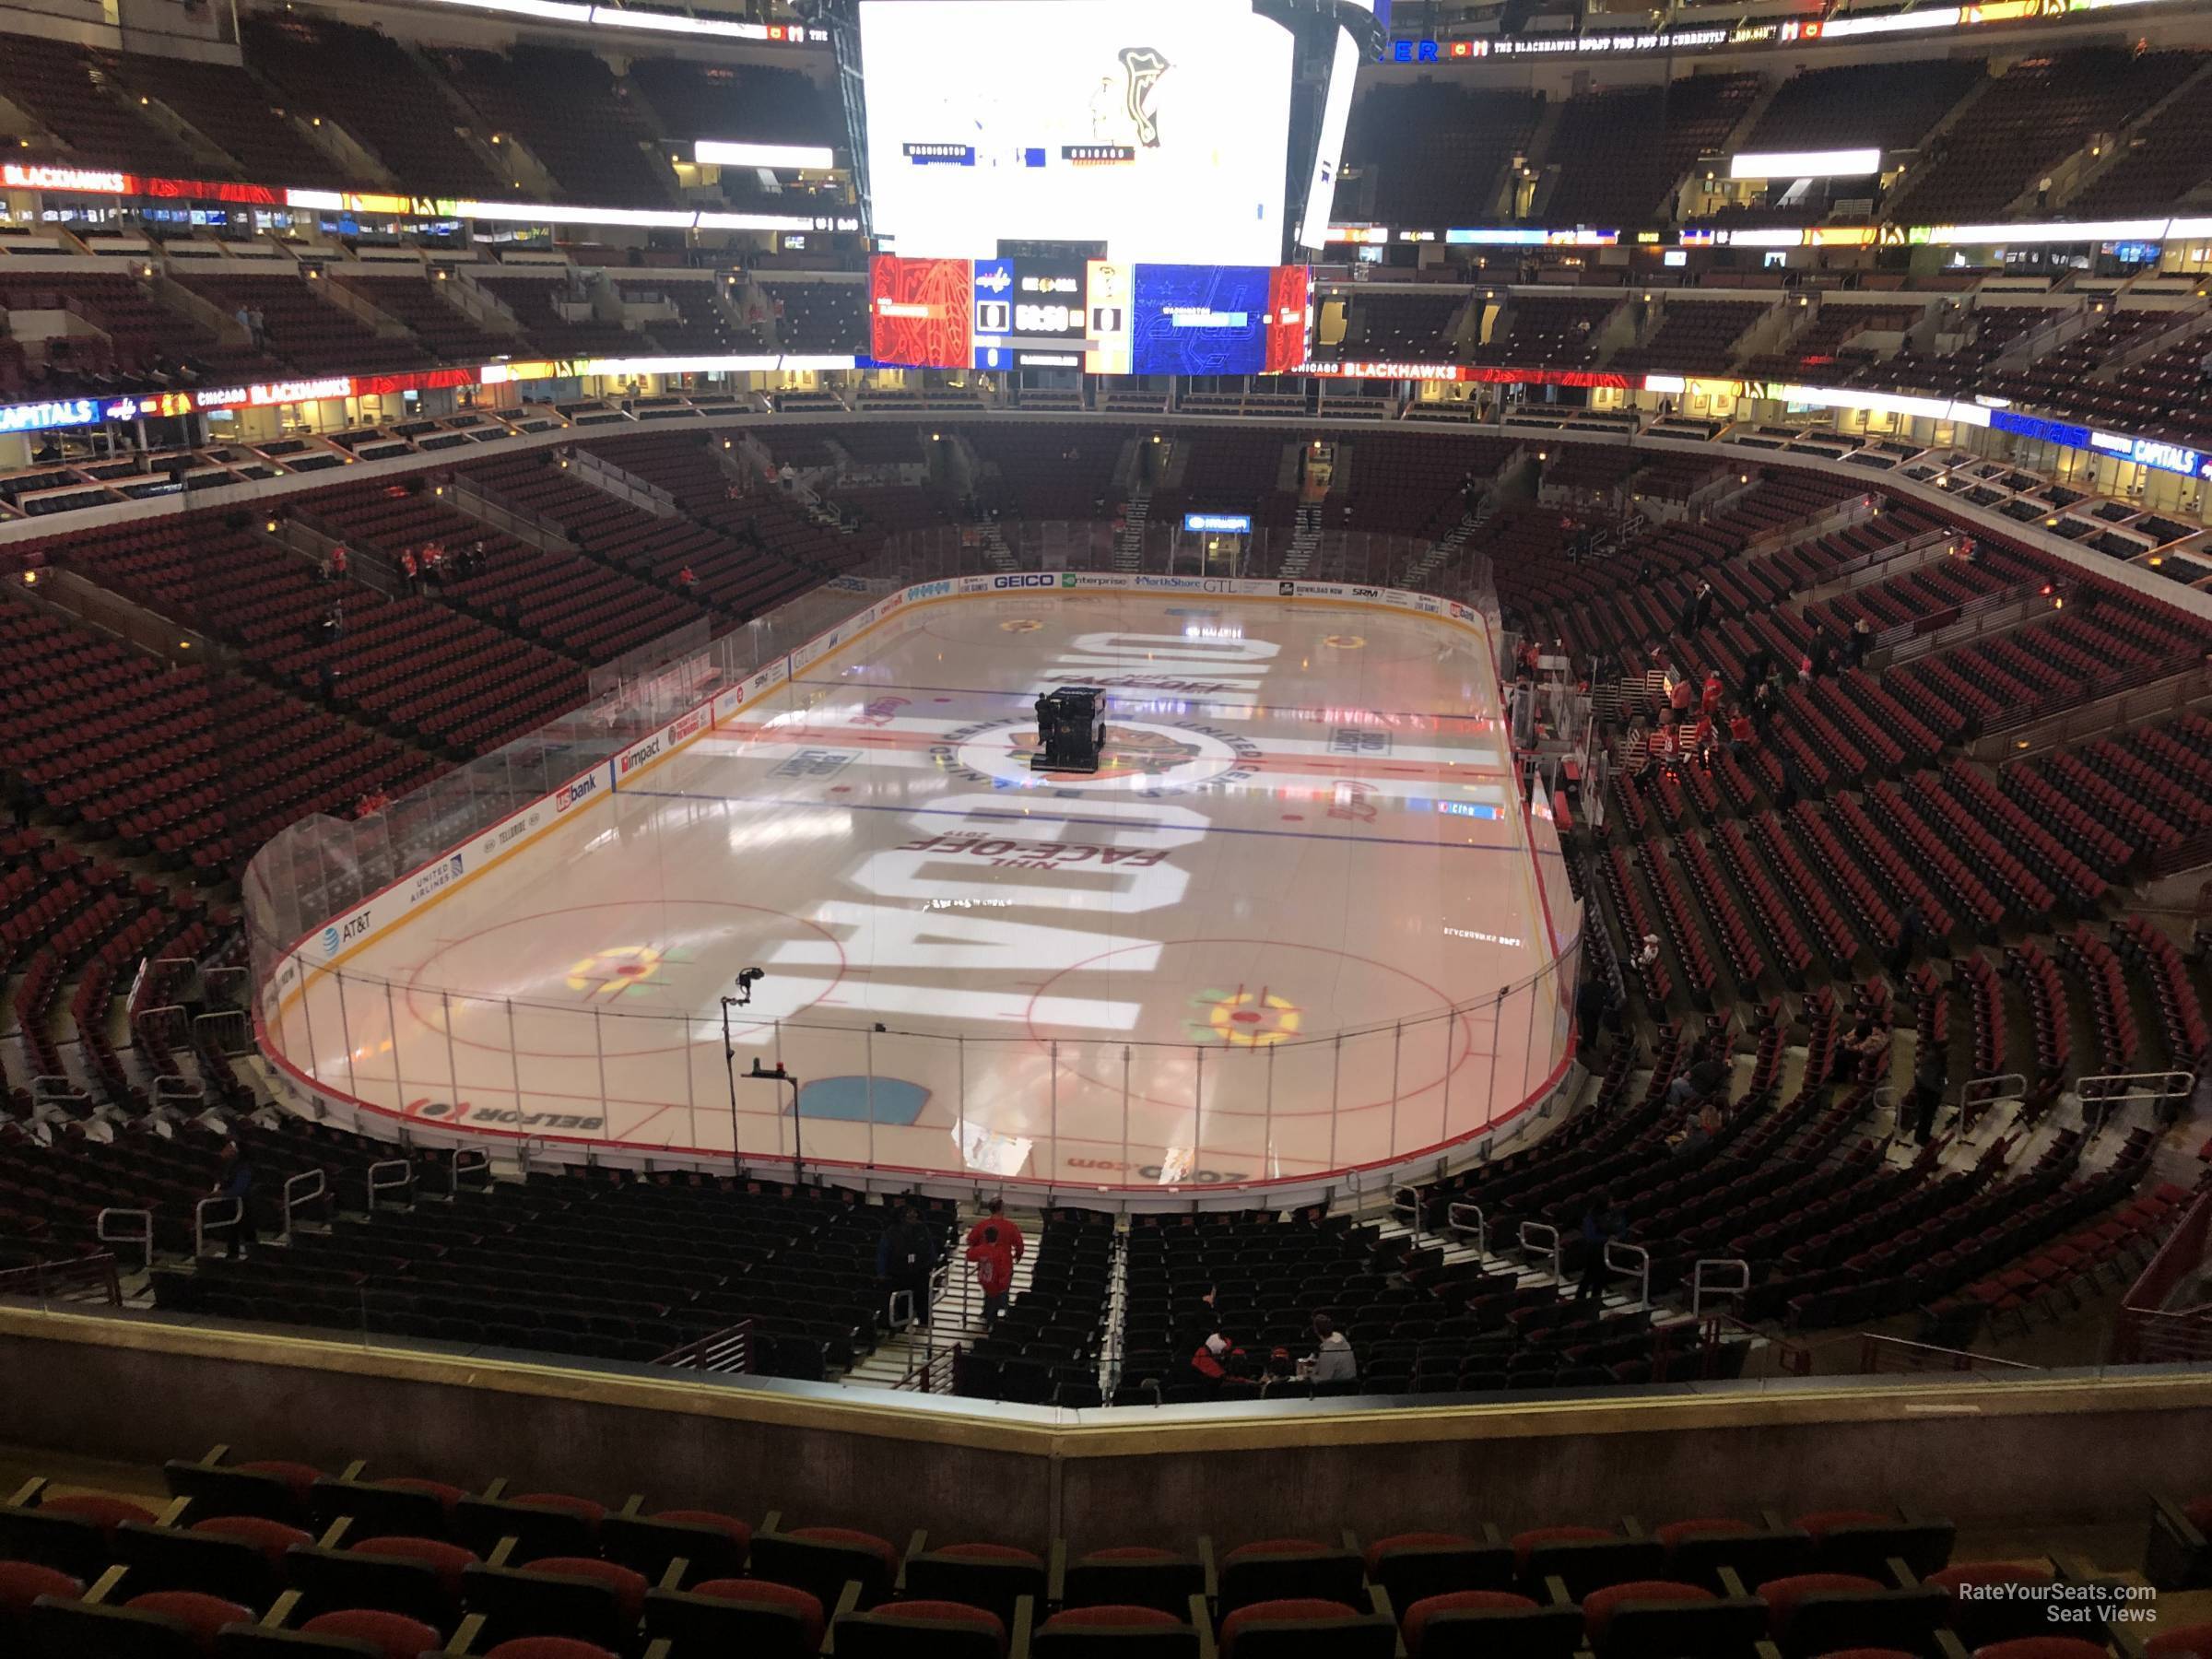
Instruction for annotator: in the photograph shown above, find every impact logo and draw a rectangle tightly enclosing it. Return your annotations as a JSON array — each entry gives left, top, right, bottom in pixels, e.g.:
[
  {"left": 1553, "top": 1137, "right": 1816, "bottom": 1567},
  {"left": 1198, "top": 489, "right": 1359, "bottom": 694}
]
[
  {"left": 408, "top": 853, "right": 464, "bottom": 905},
  {"left": 1117, "top": 46, "right": 1170, "bottom": 147},
  {"left": 554, "top": 773, "right": 600, "bottom": 812},
  {"left": 619, "top": 735, "right": 665, "bottom": 775}
]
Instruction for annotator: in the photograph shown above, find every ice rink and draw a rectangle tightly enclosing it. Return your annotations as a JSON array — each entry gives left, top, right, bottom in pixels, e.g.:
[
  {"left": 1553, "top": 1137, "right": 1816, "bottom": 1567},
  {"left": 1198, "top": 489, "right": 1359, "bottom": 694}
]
[{"left": 269, "top": 590, "right": 1572, "bottom": 1191}]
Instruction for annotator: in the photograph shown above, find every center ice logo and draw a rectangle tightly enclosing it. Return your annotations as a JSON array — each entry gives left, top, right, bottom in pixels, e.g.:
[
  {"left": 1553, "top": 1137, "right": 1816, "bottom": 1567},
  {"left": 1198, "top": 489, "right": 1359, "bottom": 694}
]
[
  {"left": 1188, "top": 986, "right": 1304, "bottom": 1047},
  {"left": 565, "top": 944, "right": 665, "bottom": 1000}
]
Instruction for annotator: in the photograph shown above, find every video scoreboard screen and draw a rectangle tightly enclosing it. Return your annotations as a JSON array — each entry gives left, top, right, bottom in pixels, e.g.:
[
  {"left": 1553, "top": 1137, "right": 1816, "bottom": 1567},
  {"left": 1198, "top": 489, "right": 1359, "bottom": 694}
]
[
  {"left": 856, "top": 0, "right": 1298, "bottom": 268},
  {"left": 870, "top": 253, "right": 1311, "bottom": 374}
]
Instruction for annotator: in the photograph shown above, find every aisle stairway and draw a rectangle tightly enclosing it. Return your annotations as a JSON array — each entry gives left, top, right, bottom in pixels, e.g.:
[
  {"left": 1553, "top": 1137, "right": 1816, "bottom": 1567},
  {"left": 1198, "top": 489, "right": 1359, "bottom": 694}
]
[
  {"left": 1112, "top": 488, "right": 1151, "bottom": 571},
  {"left": 841, "top": 1203, "right": 1043, "bottom": 1390},
  {"left": 1278, "top": 503, "right": 1324, "bottom": 579}
]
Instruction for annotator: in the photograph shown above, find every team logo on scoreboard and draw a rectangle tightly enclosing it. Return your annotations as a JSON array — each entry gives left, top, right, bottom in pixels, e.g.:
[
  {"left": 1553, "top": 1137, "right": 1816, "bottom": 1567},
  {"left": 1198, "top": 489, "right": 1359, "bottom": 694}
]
[{"left": 1117, "top": 46, "right": 1170, "bottom": 147}]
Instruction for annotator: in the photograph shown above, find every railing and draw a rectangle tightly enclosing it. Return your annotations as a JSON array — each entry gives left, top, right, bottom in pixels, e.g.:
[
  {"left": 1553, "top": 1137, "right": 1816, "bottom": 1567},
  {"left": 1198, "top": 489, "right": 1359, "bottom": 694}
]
[
  {"left": 1984, "top": 647, "right": 2210, "bottom": 739},
  {"left": 1857, "top": 1334, "right": 2041, "bottom": 1374},
  {"left": 1739, "top": 491, "right": 1877, "bottom": 563},
  {"left": 450, "top": 1148, "right": 492, "bottom": 1191},
  {"left": 0, "top": 1253, "right": 123, "bottom": 1307},
  {"left": 1445, "top": 1201, "right": 1487, "bottom": 1258},
  {"left": 31, "top": 1077, "right": 90, "bottom": 1119},
  {"left": 1519, "top": 1220, "right": 1561, "bottom": 1283},
  {"left": 153, "top": 1077, "right": 205, "bottom": 1112},
  {"left": 282, "top": 1171, "right": 327, "bottom": 1237},
  {"left": 1690, "top": 1257, "right": 1749, "bottom": 1318},
  {"left": 366, "top": 1160, "right": 413, "bottom": 1210},
  {"left": 569, "top": 448, "right": 678, "bottom": 518},
  {"left": 653, "top": 1319, "right": 754, "bottom": 1372},
  {"left": 1804, "top": 527, "right": 1956, "bottom": 606},
  {"left": 194, "top": 1010, "right": 251, "bottom": 1057},
  {"left": 446, "top": 474, "right": 579, "bottom": 554},
  {"left": 95, "top": 1209, "right": 151, "bottom": 1276},
  {"left": 1959, "top": 1072, "right": 2027, "bottom": 1134},
  {"left": 2112, "top": 1183, "right": 2212, "bottom": 1364},
  {"left": 1877, "top": 576, "right": 2070, "bottom": 664},
  {"left": 194, "top": 1195, "right": 241, "bottom": 1258},
  {"left": 1605, "top": 1240, "right": 1651, "bottom": 1310},
  {"left": 896, "top": 1342, "right": 962, "bottom": 1394},
  {"left": 1971, "top": 657, "right": 2211, "bottom": 760},
  {"left": 2076, "top": 1069, "right": 2196, "bottom": 1110}
]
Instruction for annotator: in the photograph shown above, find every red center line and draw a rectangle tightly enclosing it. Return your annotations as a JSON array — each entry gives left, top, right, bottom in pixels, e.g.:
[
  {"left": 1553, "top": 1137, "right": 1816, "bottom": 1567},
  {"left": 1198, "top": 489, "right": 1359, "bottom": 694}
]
[{"left": 712, "top": 722, "right": 1512, "bottom": 782}]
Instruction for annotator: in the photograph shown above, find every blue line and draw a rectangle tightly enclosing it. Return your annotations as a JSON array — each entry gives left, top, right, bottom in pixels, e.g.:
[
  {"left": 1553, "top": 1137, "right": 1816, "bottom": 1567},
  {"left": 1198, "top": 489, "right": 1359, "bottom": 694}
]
[{"left": 618, "top": 787, "right": 1523, "bottom": 853}]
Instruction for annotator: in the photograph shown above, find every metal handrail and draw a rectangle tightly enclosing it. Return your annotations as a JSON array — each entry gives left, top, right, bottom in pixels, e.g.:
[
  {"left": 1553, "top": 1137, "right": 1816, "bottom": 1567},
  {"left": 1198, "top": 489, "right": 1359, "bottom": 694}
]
[
  {"left": 653, "top": 1319, "right": 754, "bottom": 1372},
  {"left": 366, "top": 1159, "right": 413, "bottom": 1210},
  {"left": 134, "top": 1004, "right": 189, "bottom": 1051},
  {"left": 1691, "top": 1257, "right": 1750, "bottom": 1318},
  {"left": 2076, "top": 1069, "right": 2196, "bottom": 1106},
  {"left": 1390, "top": 1184, "right": 1425, "bottom": 1238},
  {"left": 193, "top": 1010, "right": 251, "bottom": 1057},
  {"left": 0, "top": 1253, "right": 123, "bottom": 1306},
  {"left": 1519, "top": 1220, "right": 1561, "bottom": 1283},
  {"left": 282, "top": 1170, "right": 327, "bottom": 1238},
  {"left": 1445, "top": 1201, "right": 1487, "bottom": 1258},
  {"left": 96, "top": 1208, "right": 152, "bottom": 1276},
  {"left": 152, "top": 1077, "right": 205, "bottom": 1110},
  {"left": 194, "top": 1195, "right": 241, "bottom": 1258},
  {"left": 1605, "top": 1241, "right": 1651, "bottom": 1310},
  {"left": 450, "top": 1148, "right": 491, "bottom": 1190},
  {"left": 1960, "top": 1072, "right": 2027, "bottom": 1133}
]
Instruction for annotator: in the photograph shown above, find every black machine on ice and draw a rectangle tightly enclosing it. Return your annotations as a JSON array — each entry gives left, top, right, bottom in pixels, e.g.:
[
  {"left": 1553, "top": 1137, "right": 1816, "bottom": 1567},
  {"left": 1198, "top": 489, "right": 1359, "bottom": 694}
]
[{"left": 1031, "top": 686, "right": 1107, "bottom": 773}]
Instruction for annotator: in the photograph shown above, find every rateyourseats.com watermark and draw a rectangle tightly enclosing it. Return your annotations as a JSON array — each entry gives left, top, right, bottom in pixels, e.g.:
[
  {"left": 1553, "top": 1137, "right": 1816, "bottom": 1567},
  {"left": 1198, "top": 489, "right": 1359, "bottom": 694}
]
[{"left": 1954, "top": 1580, "right": 2159, "bottom": 1625}]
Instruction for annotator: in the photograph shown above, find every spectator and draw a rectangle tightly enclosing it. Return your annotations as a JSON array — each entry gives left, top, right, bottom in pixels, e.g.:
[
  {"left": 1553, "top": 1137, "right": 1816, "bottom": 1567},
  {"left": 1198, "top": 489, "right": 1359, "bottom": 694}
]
[
  {"left": 965, "top": 1198, "right": 1026, "bottom": 1266},
  {"left": 1576, "top": 1193, "right": 1625, "bottom": 1305},
  {"left": 964, "top": 1218, "right": 1017, "bottom": 1326},
  {"left": 1700, "top": 670, "right": 1724, "bottom": 716},
  {"left": 1832, "top": 1018, "right": 1889, "bottom": 1083},
  {"left": 249, "top": 307, "right": 267, "bottom": 348},
  {"left": 466, "top": 538, "right": 487, "bottom": 579},
  {"left": 1848, "top": 614, "right": 1875, "bottom": 668},
  {"left": 677, "top": 565, "right": 699, "bottom": 593},
  {"left": 399, "top": 547, "right": 420, "bottom": 594},
  {"left": 877, "top": 1205, "right": 939, "bottom": 1331},
  {"left": 330, "top": 543, "right": 349, "bottom": 579},
  {"left": 1727, "top": 706, "right": 1755, "bottom": 758},
  {"left": 1307, "top": 1313, "right": 1357, "bottom": 1384},
  {"left": 1189, "top": 1331, "right": 1242, "bottom": 1392},
  {"left": 1668, "top": 1051, "right": 1729, "bottom": 1107},
  {"left": 316, "top": 554, "right": 332, "bottom": 583},
  {"left": 1692, "top": 580, "right": 1715, "bottom": 629},
  {"left": 1908, "top": 1042, "right": 1947, "bottom": 1146},
  {"left": 3, "top": 767, "right": 32, "bottom": 830},
  {"left": 211, "top": 1140, "right": 257, "bottom": 1259},
  {"left": 1632, "top": 933, "right": 1661, "bottom": 974}
]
